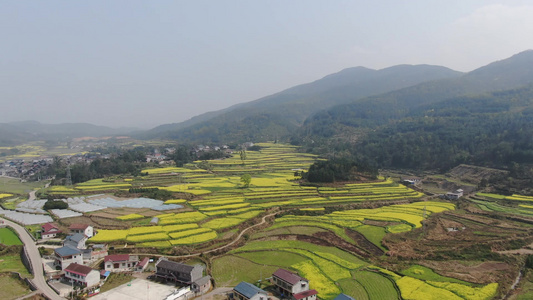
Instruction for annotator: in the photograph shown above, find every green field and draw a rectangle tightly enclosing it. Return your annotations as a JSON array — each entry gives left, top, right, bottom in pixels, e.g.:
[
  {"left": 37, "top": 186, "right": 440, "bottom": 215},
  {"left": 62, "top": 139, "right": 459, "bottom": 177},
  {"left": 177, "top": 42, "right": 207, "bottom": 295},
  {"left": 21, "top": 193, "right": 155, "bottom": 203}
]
[
  {"left": 0, "top": 254, "right": 31, "bottom": 277},
  {"left": 0, "top": 177, "right": 46, "bottom": 195},
  {"left": 0, "top": 273, "right": 32, "bottom": 300},
  {"left": 0, "top": 228, "right": 22, "bottom": 245}
]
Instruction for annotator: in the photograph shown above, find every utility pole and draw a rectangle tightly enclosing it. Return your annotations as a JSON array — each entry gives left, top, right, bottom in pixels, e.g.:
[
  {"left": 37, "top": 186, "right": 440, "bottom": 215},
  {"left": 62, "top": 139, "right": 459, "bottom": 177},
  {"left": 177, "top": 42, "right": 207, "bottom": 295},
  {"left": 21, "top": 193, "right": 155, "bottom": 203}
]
[{"left": 65, "top": 162, "right": 73, "bottom": 187}]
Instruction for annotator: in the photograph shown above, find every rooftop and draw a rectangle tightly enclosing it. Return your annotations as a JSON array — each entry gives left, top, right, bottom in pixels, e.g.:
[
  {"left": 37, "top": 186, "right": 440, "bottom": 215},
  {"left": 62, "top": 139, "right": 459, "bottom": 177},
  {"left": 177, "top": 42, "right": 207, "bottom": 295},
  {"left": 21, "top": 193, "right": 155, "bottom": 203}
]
[
  {"left": 333, "top": 294, "right": 356, "bottom": 300},
  {"left": 69, "top": 223, "right": 90, "bottom": 230},
  {"left": 65, "top": 262, "right": 93, "bottom": 276},
  {"left": 234, "top": 281, "right": 266, "bottom": 299},
  {"left": 293, "top": 290, "right": 318, "bottom": 300},
  {"left": 273, "top": 268, "right": 307, "bottom": 285},
  {"left": 104, "top": 254, "right": 130, "bottom": 263},
  {"left": 156, "top": 258, "right": 197, "bottom": 273},
  {"left": 55, "top": 245, "right": 81, "bottom": 257},
  {"left": 65, "top": 233, "right": 85, "bottom": 243},
  {"left": 41, "top": 223, "right": 59, "bottom": 232}
]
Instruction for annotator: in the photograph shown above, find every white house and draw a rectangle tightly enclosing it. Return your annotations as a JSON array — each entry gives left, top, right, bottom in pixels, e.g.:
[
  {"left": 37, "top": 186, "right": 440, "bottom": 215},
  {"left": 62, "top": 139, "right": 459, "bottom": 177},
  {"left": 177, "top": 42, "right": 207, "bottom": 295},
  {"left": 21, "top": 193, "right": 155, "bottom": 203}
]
[
  {"left": 69, "top": 224, "right": 94, "bottom": 238},
  {"left": 272, "top": 268, "right": 310, "bottom": 297},
  {"left": 54, "top": 246, "right": 83, "bottom": 270},
  {"left": 63, "top": 233, "right": 87, "bottom": 249},
  {"left": 64, "top": 263, "right": 100, "bottom": 287},
  {"left": 41, "top": 223, "right": 61, "bottom": 239},
  {"left": 104, "top": 254, "right": 139, "bottom": 272}
]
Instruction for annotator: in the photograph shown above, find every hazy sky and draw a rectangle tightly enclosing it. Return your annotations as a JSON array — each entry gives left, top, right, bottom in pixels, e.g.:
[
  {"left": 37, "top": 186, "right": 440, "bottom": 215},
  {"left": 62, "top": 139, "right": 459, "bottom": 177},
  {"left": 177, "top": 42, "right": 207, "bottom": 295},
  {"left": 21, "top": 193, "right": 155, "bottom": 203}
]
[{"left": 2, "top": 1, "right": 533, "bottom": 129}]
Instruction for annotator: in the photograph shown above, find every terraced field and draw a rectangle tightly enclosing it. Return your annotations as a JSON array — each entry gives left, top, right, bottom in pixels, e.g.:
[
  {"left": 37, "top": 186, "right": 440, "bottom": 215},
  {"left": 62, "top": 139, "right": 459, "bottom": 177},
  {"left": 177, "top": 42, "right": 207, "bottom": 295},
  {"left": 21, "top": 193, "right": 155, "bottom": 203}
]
[{"left": 70, "top": 143, "right": 500, "bottom": 299}]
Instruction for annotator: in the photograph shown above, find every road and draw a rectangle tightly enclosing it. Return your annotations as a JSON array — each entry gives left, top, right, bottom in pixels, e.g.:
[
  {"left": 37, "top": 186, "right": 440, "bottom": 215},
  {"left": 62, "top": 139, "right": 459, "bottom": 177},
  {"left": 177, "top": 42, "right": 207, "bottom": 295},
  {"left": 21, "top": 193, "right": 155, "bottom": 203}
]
[{"left": 1, "top": 217, "right": 63, "bottom": 300}]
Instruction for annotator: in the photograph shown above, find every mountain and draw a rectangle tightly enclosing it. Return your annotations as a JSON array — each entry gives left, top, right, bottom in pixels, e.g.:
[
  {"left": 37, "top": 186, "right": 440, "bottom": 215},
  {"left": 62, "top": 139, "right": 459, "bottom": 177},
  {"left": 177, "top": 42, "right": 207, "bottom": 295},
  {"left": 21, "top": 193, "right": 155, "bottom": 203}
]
[
  {"left": 301, "top": 50, "right": 533, "bottom": 138},
  {"left": 143, "top": 64, "right": 462, "bottom": 142},
  {"left": 347, "top": 83, "right": 533, "bottom": 171},
  {"left": 0, "top": 121, "right": 140, "bottom": 146},
  {"left": 296, "top": 50, "right": 533, "bottom": 171}
]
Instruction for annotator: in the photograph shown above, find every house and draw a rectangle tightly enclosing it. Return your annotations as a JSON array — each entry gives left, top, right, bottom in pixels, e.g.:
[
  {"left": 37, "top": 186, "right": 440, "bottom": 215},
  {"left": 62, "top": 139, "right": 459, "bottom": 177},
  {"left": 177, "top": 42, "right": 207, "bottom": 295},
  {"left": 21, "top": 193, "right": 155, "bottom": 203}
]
[
  {"left": 272, "top": 268, "right": 310, "bottom": 296},
  {"left": 104, "top": 254, "right": 139, "bottom": 272},
  {"left": 82, "top": 244, "right": 108, "bottom": 262},
  {"left": 155, "top": 257, "right": 204, "bottom": 284},
  {"left": 445, "top": 189, "right": 464, "bottom": 200},
  {"left": 64, "top": 263, "right": 100, "bottom": 287},
  {"left": 192, "top": 275, "right": 212, "bottom": 294},
  {"left": 233, "top": 281, "right": 267, "bottom": 300},
  {"left": 333, "top": 294, "right": 356, "bottom": 300},
  {"left": 63, "top": 233, "right": 87, "bottom": 249},
  {"left": 54, "top": 246, "right": 83, "bottom": 270},
  {"left": 136, "top": 257, "right": 149, "bottom": 272},
  {"left": 293, "top": 290, "right": 318, "bottom": 300},
  {"left": 69, "top": 224, "right": 94, "bottom": 237},
  {"left": 41, "top": 223, "right": 61, "bottom": 239}
]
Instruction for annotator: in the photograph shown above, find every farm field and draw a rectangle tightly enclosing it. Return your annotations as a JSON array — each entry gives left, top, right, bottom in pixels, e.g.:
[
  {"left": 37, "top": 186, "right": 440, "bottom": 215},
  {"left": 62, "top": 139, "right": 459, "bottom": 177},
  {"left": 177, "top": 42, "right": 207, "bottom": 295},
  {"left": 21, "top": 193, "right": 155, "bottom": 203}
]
[
  {"left": 0, "top": 228, "right": 23, "bottom": 245},
  {"left": 86, "top": 143, "right": 426, "bottom": 249},
  {"left": 213, "top": 239, "right": 497, "bottom": 300},
  {"left": 10, "top": 142, "right": 510, "bottom": 299},
  {"left": 0, "top": 273, "right": 32, "bottom": 300}
]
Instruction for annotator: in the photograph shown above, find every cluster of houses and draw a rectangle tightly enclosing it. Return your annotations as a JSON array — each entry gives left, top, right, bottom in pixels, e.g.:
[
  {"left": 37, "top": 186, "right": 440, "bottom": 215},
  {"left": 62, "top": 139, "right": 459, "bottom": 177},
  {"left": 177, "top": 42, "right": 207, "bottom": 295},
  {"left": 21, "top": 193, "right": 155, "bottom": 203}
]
[
  {"left": 0, "top": 158, "right": 52, "bottom": 179},
  {"left": 41, "top": 223, "right": 212, "bottom": 295},
  {"left": 233, "top": 268, "right": 354, "bottom": 300}
]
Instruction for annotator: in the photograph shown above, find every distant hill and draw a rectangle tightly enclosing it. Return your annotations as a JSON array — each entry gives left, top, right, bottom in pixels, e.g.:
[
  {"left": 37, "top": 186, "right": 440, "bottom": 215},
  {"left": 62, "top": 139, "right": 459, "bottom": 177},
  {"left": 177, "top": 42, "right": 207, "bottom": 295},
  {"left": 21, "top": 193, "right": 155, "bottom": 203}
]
[
  {"left": 301, "top": 50, "right": 533, "bottom": 138},
  {"left": 143, "top": 64, "right": 462, "bottom": 142},
  {"left": 294, "top": 50, "right": 533, "bottom": 171},
  {"left": 0, "top": 121, "right": 140, "bottom": 146},
  {"left": 347, "top": 83, "right": 533, "bottom": 171}
]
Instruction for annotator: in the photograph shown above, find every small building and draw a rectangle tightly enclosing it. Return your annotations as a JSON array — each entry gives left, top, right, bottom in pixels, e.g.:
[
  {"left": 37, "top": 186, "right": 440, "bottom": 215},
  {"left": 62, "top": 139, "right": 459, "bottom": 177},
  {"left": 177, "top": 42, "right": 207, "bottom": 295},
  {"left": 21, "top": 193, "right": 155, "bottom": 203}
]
[
  {"left": 293, "top": 290, "right": 318, "bottom": 300},
  {"left": 155, "top": 257, "right": 203, "bottom": 284},
  {"left": 104, "top": 254, "right": 139, "bottom": 272},
  {"left": 272, "top": 268, "right": 310, "bottom": 297},
  {"left": 136, "top": 257, "right": 149, "bottom": 272},
  {"left": 63, "top": 233, "right": 87, "bottom": 249},
  {"left": 445, "top": 189, "right": 464, "bottom": 200},
  {"left": 333, "top": 294, "right": 356, "bottom": 300},
  {"left": 54, "top": 246, "right": 83, "bottom": 270},
  {"left": 64, "top": 263, "right": 100, "bottom": 287},
  {"left": 192, "top": 275, "right": 212, "bottom": 294},
  {"left": 233, "top": 281, "right": 267, "bottom": 300},
  {"left": 41, "top": 223, "right": 61, "bottom": 239},
  {"left": 82, "top": 244, "right": 108, "bottom": 262},
  {"left": 69, "top": 224, "right": 94, "bottom": 237}
]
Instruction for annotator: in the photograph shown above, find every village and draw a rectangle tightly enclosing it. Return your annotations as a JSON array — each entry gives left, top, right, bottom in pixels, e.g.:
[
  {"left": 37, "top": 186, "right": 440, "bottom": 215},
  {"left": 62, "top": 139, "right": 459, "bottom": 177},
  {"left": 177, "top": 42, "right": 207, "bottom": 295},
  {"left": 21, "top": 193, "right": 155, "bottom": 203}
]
[{"left": 36, "top": 222, "right": 354, "bottom": 300}]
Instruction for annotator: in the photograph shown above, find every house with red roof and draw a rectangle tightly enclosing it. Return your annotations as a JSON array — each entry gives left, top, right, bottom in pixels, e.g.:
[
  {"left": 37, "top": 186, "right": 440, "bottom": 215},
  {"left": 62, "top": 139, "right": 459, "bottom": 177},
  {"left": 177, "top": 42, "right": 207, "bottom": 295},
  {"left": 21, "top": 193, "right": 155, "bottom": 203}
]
[
  {"left": 104, "top": 254, "right": 140, "bottom": 272},
  {"left": 292, "top": 289, "right": 318, "bottom": 300},
  {"left": 272, "top": 268, "right": 310, "bottom": 297},
  {"left": 136, "top": 257, "right": 150, "bottom": 272},
  {"left": 69, "top": 224, "right": 94, "bottom": 237},
  {"left": 41, "top": 223, "right": 61, "bottom": 239},
  {"left": 64, "top": 263, "right": 100, "bottom": 287}
]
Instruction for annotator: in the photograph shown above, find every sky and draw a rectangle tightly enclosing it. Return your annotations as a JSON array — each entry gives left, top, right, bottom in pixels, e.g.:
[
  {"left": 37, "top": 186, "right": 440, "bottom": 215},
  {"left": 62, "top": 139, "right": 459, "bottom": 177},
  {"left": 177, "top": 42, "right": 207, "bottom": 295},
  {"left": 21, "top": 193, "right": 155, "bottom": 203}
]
[{"left": 2, "top": 0, "right": 533, "bottom": 129}]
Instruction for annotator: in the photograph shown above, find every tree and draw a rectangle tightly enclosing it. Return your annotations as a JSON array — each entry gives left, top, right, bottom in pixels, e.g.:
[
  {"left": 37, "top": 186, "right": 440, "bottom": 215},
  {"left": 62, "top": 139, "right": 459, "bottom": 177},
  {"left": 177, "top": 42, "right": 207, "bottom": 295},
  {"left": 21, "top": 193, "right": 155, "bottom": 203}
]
[
  {"left": 239, "top": 149, "right": 247, "bottom": 164},
  {"left": 240, "top": 174, "right": 252, "bottom": 188}
]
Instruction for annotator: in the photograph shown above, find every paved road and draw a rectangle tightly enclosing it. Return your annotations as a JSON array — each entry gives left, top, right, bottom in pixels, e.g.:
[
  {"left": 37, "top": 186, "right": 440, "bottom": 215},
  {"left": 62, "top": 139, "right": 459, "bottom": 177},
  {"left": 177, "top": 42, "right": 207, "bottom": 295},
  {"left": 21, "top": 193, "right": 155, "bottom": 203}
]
[{"left": 1, "top": 217, "right": 63, "bottom": 300}]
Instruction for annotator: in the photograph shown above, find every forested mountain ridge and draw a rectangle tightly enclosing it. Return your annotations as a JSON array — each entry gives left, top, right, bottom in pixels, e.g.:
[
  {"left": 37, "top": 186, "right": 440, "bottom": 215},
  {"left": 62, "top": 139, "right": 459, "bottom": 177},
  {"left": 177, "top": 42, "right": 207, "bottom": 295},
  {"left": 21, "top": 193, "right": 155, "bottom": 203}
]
[
  {"left": 349, "top": 84, "right": 533, "bottom": 171},
  {"left": 143, "top": 64, "right": 462, "bottom": 142},
  {"left": 301, "top": 50, "right": 533, "bottom": 138}
]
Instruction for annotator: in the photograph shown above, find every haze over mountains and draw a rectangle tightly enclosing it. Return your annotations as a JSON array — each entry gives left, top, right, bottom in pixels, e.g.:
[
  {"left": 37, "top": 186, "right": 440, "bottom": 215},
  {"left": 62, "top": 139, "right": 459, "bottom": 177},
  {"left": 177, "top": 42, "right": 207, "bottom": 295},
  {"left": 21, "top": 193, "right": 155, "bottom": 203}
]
[
  {"left": 4, "top": 50, "right": 533, "bottom": 168},
  {"left": 142, "top": 50, "right": 533, "bottom": 145},
  {"left": 0, "top": 121, "right": 140, "bottom": 146}
]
